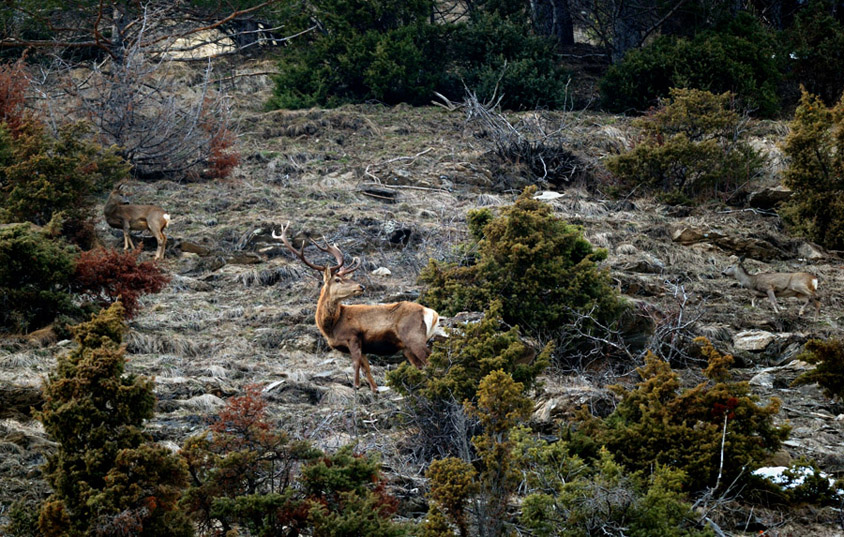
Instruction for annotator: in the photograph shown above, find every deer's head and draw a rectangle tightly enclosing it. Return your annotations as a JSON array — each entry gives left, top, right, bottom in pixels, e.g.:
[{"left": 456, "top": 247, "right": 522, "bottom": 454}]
[{"left": 273, "top": 222, "right": 363, "bottom": 302}]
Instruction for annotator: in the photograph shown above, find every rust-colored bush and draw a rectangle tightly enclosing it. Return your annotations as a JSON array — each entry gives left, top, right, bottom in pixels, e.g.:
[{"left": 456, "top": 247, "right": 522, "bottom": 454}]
[
  {"left": 73, "top": 248, "right": 170, "bottom": 317},
  {"left": 201, "top": 97, "right": 239, "bottom": 179},
  {"left": 0, "top": 56, "right": 30, "bottom": 136}
]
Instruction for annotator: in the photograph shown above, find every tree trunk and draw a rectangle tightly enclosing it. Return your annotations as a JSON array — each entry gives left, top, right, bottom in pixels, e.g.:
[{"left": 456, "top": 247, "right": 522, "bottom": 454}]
[{"left": 531, "top": 0, "right": 575, "bottom": 47}]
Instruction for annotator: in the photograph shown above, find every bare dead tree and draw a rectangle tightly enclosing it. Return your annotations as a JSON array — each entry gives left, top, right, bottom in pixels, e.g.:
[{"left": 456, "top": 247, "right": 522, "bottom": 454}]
[
  {"left": 0, "top": 0, "right": 289, "bottom": 60},
  {"left": 570, "top": 0, "right": 691, "bottom": 62},
  {"left": 28, "top": 5, "right": 238, "bottom": 179}
]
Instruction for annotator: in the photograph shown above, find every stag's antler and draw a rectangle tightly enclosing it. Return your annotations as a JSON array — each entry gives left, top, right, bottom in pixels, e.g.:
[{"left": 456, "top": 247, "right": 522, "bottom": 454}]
[
  {"left": 273, "top": 223, "right": 361, "bottom": 274},
  {"left": 272, "top": 222, "right": 326, "bottom": 272}
]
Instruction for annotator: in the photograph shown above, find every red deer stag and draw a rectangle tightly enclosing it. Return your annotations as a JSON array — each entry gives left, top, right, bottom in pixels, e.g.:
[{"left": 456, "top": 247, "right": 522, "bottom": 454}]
[
  {"left": 104, "top": 187, "right": 171, "bottom": 260},
  {"left": 273, "top": 223, "right": 442, "bottom": 392},
  {"left": 722, "top": 256, "right": 820, "bottom": 318}
]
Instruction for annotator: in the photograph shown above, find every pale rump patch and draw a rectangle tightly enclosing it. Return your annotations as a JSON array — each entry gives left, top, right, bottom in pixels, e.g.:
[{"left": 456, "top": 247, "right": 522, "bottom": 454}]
[
  {"left": 422, "top": 307, "right": 441, "bottom": 340},
  {"left": 163, "top": 214, "right": 171, "bottom": 227},
  {"left": 812, "top": 278, "right": 818, "bottom": 292}
]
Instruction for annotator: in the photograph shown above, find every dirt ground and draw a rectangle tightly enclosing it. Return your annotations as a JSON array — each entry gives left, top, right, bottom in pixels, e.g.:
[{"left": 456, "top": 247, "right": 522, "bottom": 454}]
[{"left": 1, "top": 61, "right": 843, "bottom": 535}]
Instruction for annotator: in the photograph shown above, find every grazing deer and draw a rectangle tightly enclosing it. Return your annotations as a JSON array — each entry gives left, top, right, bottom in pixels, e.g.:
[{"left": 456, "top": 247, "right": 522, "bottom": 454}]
[
  {"left": 273, "top": 223, "right": 442, "bottom": 392},
  {"left": 104, "top": 187, "right": 171, "bottom": 260},
  {"left": 722, "top": 257, "right": 820, "bottom": 318}
]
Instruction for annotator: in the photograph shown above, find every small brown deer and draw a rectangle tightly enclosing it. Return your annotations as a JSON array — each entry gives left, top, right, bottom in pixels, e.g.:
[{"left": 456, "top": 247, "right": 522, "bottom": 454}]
[
  {"left": 104, "top": 187, "right": 171, "bottom": 260},
  {"left": 274, "top": 223, "right": 442, "bottom": 392},
  {"left": 722, "top": 257, "right": 820, "bottom": 318}
]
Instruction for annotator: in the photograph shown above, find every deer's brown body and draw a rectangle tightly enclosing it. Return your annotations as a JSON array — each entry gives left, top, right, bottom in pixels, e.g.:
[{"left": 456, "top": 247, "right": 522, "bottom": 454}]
[
  {"left": 722, "top": 257, "right": 820, "bottom": 318},
  {"left": 104, "top": 189, "right": 171, "bottom": 260},
  {"left": 275, "top": 224, "right": 441, "bottom": 392}
]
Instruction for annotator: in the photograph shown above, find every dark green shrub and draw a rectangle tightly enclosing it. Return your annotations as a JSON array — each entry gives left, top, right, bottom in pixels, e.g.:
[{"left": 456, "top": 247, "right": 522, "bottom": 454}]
[
  {"left": 36, "top": 303, "right": 191, "bottom": 536},
  {"left": 269, "top": 0, "right": 446, "bottom": 108},
  {"left": 0, "top": 221, "right": 76, "bottom": 333},
  {"left": 600, "top": 13, "right": 781, "bottom": 117},
  {"left": 3, "top": 496, "right": 42, "bottom": 537},
  {"left": 445, "top": 11, "right": 572, "bottom": 110},
  {"left": 300, "top": 447, "right": 407, "bottom": 537},
  {"left": 419, "top": 187, "right": 625, "bottom": 342},
  {"left": 181, "top": 384, "right": 321, "bottom": 534},
  {"left": 573, "top": 339, "right": 789, "bottom": 493},
  {"left": 422, "top": 370, "right": 533, "bottom": 537},
  {"left": 784, "top": 0, "right": 844, "bottom": 106},
  {"left": 605, "top": 88, "right": 765, "bottom": 202},
  {"left": 791, "top": 339, "right": 844, "bottom": 401},
  {"left": 780, "top": 89, "right": 844, "bottom": 250},
  {"left": 182, "top": 385, "right": 405, "bottom": 536},
  {"left": 424, "top": 458, "right": 478, "bottom": 537},
  {"left": 269, "top": 1, "right": 570, "bottom": 110},
  {"left": 514, "top": 433, "right": 714, "bottom": 537},
  {"left": 0, "top": 120, "right": 129, "bottom": 227},
  {"left": 387, "top": 304, "right": 550, "bottom": 459},
  {"left": 751, "top": 460, "right": 844, "bottom": 507}
]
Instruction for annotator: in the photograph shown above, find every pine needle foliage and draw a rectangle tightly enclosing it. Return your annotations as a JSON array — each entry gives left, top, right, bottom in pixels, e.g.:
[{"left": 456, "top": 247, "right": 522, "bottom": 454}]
[
  {"left": 573, "top": 339, "right": 789, "bottom": 493},
  {"left": 423, "top": 370, "right": 533, "bottom": 537},
  {"left": 0, "top": 221, "right": 76, "bottom": 333},
  {"left": 516, "top": 442, "right": 714, "bottom": 537},
  {"left": 181, "top": 386, "right": 406, "bottom": 537},
  {"left": 791, "top": 338, "right": 844, "bottom": 402},
  {"left": 605, "top": 88, "right": 764, "bottom": 204},
  {"left": 780, "top": 88, "right": 844, "bottom": 250},
  {"left": 36, "top": 303, "right": 191, "bottom": 536},
  {"left": 0, "top": 121, "right": 129, "bottom": 227},
  {"left": 387, "top": 304, "right": 550, "bottom": 460},
  {"left": 419, "top": 186, "right": 624, "bottom": 342}
]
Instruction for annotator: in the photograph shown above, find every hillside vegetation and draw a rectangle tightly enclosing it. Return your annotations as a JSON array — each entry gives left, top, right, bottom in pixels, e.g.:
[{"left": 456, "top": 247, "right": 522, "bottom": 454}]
[{"left": 2, "top": 1, "right": 844, "bottom": 536}]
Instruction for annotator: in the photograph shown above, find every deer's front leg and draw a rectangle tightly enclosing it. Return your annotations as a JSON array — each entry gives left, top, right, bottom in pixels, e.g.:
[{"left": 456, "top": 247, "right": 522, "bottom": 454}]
[{"left": 122, "top": 221, "right": 134, "bottom": 250}]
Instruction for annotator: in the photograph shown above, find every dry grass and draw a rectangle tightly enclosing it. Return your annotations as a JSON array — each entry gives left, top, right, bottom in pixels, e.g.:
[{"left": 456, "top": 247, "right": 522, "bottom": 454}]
[{"left": 3, "top": 60, "right": 844, "bottom": 534}]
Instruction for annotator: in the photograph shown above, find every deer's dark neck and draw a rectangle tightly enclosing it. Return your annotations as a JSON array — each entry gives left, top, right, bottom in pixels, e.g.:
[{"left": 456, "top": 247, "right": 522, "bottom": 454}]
[{"left": 315, "top": 289, "right": 342, "bottom": 334}]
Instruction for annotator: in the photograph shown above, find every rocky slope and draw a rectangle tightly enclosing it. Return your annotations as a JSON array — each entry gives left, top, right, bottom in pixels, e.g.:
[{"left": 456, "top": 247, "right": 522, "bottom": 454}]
[{"left": 1, "top": 63, "right": 843, "bottom": 534}]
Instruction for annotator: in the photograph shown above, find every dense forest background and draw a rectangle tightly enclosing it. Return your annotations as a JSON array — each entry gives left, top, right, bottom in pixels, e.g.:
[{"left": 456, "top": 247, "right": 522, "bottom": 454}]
[{"left": 2, "top": 1, "right": 844, "bottom": 536}]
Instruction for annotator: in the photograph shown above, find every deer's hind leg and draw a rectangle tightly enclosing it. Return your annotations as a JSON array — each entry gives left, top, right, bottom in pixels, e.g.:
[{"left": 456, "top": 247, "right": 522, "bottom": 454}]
[
  {"left": 151, "top": 226, "right": 167, "bottom": 260},
  {"left": 765, "top": 288, "right": 780, "bottom": 313},
  {"left": 403, "top": 341, "right": 431, "bottom": 369}
]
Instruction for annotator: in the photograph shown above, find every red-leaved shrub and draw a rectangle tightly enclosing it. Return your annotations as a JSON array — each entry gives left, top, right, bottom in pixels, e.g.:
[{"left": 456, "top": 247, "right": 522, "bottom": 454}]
[
  {"left": 201, "top": 97, "right": 239, "bottom": 179},
  {"left": 73, "top": 248, "right": 170, "bottom": 317},
  {"left": 0, "top": 57, "right": 30, "bottom": 136}
]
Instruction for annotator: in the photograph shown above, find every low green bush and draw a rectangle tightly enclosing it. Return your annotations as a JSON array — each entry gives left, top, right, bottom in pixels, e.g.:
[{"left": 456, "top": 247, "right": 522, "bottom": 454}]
[
  {"left": 791, "top": 338, "right": 844, "bottom": 402},
  {"left": 419, "top": 187, "right": 625, "bottom": 343},
  {"left": 605, "top": 88, "right": 765, "bottom": 203},
  {"left": 387, "top": 304, "right": 551, "bottom": 460},
  {"left": 37, "top": 303, "right": 192, "bottom": 536},
  {"left": 0, "top": 221, "right": 76, "bottom": 333},
  {"left": 780, "top": 89, "right": 844, "bottom": 250},
  {"left": 181, "top": 385, "right": 406, "bottom": 537},
  {"left": 0, "top": 121, "right": 129, "bottom": 228},
  {"left": 516, "top": 439, "right": 714, "bottom": 537},
  {"left": 573, "top": 339, "right": 789, "bottom": 493}
]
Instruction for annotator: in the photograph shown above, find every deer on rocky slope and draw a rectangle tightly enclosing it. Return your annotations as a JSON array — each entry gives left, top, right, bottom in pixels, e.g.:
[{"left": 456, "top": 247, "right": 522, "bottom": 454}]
[
  {"left": 104, "top": 186, "right": 171, "bottom": 260},
  {"left": 273, "top": 223, "right": 442, "bottom": 392},
  {"left": 722, "top": 256, "right": 820, "bottom": 318}
]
